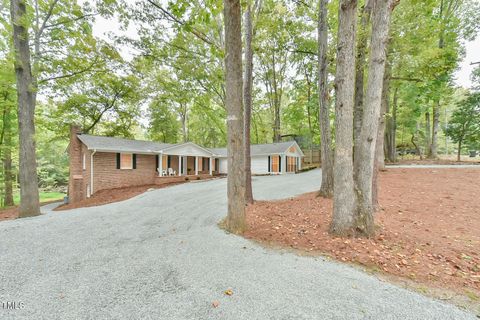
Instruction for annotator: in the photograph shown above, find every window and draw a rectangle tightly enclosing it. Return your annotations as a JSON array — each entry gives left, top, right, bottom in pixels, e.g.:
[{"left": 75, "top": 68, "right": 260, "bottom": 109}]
[
  {"left": 287, "top": 156, "right": 297, "bottom": 172},
  {"left": 271, "top": 155, "right": 279, "bottom": 173},
  {"left": 120, "top": 153, "right": 133, "bottom": 169}
]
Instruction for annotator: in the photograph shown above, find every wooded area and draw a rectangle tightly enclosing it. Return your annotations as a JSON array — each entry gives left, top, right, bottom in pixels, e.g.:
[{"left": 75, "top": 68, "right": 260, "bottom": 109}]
[{"left": 1, "top": 0, "right": 479, "bottom": 232}]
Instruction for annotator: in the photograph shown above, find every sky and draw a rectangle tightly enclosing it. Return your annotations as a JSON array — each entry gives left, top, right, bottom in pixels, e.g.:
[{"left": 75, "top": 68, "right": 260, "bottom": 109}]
[
  {"left": 89, "top": 7, "right": 480, "bottom": 89},
  {"left": 453, "top": 36, "right": 480, "bottom": 88}
]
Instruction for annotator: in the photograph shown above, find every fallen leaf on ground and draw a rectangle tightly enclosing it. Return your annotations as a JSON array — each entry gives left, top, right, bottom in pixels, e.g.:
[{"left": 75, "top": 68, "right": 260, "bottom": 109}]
[{"left": 224, "top": 289, "right": 233, "bottom": 296}]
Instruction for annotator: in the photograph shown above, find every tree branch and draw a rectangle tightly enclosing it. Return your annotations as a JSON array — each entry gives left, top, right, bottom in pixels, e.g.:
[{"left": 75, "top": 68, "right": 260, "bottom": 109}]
[
  {"left": 146, "top": 0, "right": 219, "bottom": 49},
  {"left": 391, "top": 76, "right": 423, "bottom": 82},
  {"left": 38, "top": 59, "right": 101, "bottom": 84},
  {"left": 45, "top": 13, "right": 97, "bottom": 29},
  {"left": 36, "top": 0, "right": 60, "bottom": 41}
]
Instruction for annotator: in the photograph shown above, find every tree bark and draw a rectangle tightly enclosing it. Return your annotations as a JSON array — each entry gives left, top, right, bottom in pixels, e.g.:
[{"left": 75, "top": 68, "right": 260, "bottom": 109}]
[
  {"left": 3, "top": 106, "right": 14, "bottom": 207},
  {"left": 430, "top": 100, "right": 440, "bottom": 158},
  {"left": 385, "top": 87, "right": 398, "bottom": 162},
  {"left": 457, "top": 140, "right": 461, "bottom": 161},
  {"left": 372, "top": 61, "right": 390, "bottom": 209},
  {"left": 376, "top": 57, "right": 391, "bottom": 171},
  {"left": 10, "top": 0, "right": 41, "bottom": 217},
  {"left": 354, "top": 0, "right": 395, "bottom": 237},
  {"left": 425, "top": 111, "right": 431, "bottom": 154},
  {"left": 429, "top": 0, "right": 446, "bottom": 159},
  {"left": 353, "top": 4, "right": 371, "bottom": 155},
  {"left": 330, "top": 0, "right": 358, "bottom": 236},
  {"left": 272, "top": 50, "right": 281, "bottom": 143},
  {"left": 318, "top": 0, "right": 334, "bottom": 198},
  {"left": 244, "top": 3, "right": 254, "bottom": 204},
  {"left": 223, "top": 0, "right": 246, "bottom": 233}
]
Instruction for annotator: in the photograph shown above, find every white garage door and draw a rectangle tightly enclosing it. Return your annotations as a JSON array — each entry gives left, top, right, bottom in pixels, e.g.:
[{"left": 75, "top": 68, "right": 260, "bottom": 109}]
[
  {"left": 251, "top": 156, "right": 269, "bottom": 175},
  {"left": 219, "top": 158, "right": 228, "bottom": 174}
]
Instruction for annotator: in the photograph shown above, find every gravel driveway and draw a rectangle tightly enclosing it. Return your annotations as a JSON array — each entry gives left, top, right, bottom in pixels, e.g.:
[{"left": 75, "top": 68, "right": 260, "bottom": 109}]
[{"left": 0, "top": 169, "right": 475, "bottom": 319}]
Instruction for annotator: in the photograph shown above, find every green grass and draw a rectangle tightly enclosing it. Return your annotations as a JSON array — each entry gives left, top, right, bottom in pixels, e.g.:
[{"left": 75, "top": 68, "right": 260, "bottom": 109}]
[{"left": 12, "top": 191, "right": 65, "bottom": 205}]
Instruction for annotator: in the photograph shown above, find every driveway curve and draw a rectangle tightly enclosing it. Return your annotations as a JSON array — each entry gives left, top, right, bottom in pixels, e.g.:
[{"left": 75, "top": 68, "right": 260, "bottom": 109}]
[{"left": 0, "top": 169, "right": 475, "bottom": 319}]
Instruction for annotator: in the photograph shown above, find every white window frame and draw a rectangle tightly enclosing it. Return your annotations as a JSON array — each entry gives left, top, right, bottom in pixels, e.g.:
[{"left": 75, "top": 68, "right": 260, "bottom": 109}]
[{"left": 120, "top": 153, "right": 133, "bottom": 170}]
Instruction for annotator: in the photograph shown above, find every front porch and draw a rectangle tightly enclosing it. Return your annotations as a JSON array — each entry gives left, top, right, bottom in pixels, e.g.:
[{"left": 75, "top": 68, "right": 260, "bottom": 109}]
[{"left": 157, "top": 155, "right": 218, "bottom": 177}]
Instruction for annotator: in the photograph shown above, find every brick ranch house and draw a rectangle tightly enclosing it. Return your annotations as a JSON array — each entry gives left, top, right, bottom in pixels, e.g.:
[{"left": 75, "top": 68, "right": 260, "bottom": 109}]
[{"left": 68, "top": 125, "right": 304, "bottom": 203}]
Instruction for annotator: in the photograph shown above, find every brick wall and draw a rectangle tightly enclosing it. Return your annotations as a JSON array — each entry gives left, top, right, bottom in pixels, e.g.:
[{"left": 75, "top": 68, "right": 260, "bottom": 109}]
[
  {"left": 92, "top": 152, "right": 157, "bottom": 193},
  {"left": 68, "top": 129, "right": 218, "bottom": 203},
  {"left": 68, "top": 125, "right": 89, "bottom": 203}
]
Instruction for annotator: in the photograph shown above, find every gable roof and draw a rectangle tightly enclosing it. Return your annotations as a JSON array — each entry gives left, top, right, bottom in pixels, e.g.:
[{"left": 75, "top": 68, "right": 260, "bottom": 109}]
[
  {"left": 77, "top": 134, "right": 173, "bottom": 154},
  {"left": 209, "top": 140, "right": 304, "bottom": 157},
  {"left": 77, "top": 134, "right": 303, "bottom": 157}
]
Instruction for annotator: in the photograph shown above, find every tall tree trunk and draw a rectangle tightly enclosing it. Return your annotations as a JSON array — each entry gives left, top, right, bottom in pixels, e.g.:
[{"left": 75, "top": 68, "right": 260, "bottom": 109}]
[
  {"left": 223, "top": 0, "right": 246, "bottom": 233},
  {"left": 318, "top": 0, "right": 334, "bottom": 198},
  {"left": 330, "top": 0, "right": 358, "bottom": 236},
  {"left": 354, "top": 0, "right": 395, "bottom": 237},
  {"left": 372, "top": 61, "right": 390, "bottom": 209},
  {"left": 243, "top": 3, "right": 254, "bottom": 204},
  {"left": 179, "top": 104, "right": 188, "bottom": 143},
  {"left": 10, "top": 0, "right": 40, "bottom": 217},
  {"left": 385, "top": 87, "right": 398, "bottom": 162},
  {"left": 430, "top": 100, "right": 440, "bottom": 158},
  {"left": 457, "top": 139, "right": 461, "bottom": 161},
  {"left": 353, "top": 4, "right": 371, "bottom": 155},
  {"left": 304, "top": 67, "right": 314, "bottom": 164},
  {"left": 376, "top": 57, "right": 391, "bottom": 171},
  {"left": 271, "top": 52, "right": 281, "bottom": 143},
  {"left": 3, "top": 106, "right": 14, "bottom": 207},
  {"left": 429, "top": 0, "right": 446, "bottom": 159},
  {"left": 425, "top": 111, "right": 431, "bottom": 155}
]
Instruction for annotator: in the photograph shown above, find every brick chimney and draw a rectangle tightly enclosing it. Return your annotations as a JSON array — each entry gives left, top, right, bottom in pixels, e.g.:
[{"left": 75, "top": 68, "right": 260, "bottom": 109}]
[{"left": 68, "top": 125, "right": 84, "bottom": 203}]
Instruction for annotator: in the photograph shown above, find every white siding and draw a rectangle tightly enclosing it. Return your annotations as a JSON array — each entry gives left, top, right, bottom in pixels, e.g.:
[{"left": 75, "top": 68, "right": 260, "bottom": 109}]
[
  {"left": 219, "top": 158, "right": 228, "bottom": 174},
  {"left": 251, "top": 156, "right": 269, "bottom": 175}
]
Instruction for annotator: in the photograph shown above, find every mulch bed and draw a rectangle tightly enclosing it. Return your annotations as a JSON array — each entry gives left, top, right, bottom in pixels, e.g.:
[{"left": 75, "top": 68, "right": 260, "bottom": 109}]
[{"left": 245, "top": 168, "right": 480, "bottom": 304}]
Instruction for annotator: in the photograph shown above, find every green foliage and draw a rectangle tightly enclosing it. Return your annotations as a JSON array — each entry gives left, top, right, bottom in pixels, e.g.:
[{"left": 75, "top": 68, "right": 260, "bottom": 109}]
[{"left": 445, "top": 92, "right": 480, "bottom": 151}]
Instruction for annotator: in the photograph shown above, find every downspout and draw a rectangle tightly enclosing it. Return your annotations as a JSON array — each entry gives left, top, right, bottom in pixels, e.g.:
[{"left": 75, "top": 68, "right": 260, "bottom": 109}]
[{"left": 90, "top": 150, "right": 96, "bottom": 197}]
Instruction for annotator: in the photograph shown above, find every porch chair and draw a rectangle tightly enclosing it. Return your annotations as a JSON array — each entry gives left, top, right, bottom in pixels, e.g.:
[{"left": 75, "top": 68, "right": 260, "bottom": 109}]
[{"left": 168, "top": 168, "right": 176, "bottom": 176}]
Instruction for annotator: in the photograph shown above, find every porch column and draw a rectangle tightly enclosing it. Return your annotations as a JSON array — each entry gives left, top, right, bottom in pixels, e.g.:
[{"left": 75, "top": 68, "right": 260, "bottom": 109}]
[
  {"left": 195, "top": 156, "right": 199, "bottom": 175},
  {"left": 159, "top": 152, "right": 163, "bottom": 176},
  {"left": 281, "top": 155, "right": 286, "bottom": 174},
  {"left": 178, "top": 155, "right": 182, "bottom": 176},
  {"left": 209, "top": 157, "right": 213, "bottom": 175}
]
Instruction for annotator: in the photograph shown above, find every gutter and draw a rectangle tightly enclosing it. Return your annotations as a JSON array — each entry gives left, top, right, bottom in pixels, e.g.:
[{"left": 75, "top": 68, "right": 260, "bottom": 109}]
[{"left": 90, "top": 150, "right": 96, "bottom": 197}]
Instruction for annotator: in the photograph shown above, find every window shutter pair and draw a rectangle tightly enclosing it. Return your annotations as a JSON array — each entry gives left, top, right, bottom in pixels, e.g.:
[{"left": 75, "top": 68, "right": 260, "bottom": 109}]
[{"left": 116, "top": 153, "right": 137, "bottom": 169}]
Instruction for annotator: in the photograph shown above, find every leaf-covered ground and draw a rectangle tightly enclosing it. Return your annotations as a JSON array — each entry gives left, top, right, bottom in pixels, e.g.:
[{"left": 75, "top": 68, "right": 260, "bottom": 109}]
[{"left": 245, "top": 168, "right": 480, "bottom": 309}]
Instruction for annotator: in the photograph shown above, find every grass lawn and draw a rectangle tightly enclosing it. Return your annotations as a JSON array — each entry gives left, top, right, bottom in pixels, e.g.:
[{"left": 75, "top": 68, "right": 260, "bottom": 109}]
[{"left": 12, "top": 191, "right": 65, "bottom": 205}]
